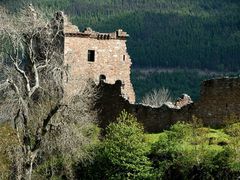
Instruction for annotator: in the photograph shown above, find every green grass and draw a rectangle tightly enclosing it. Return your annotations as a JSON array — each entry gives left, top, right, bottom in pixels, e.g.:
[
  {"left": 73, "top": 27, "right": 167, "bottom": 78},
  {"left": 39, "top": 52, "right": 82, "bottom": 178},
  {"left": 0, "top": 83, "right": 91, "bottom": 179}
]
[{"left": 145, "top": 125, "right": 230, "bottom": 151}]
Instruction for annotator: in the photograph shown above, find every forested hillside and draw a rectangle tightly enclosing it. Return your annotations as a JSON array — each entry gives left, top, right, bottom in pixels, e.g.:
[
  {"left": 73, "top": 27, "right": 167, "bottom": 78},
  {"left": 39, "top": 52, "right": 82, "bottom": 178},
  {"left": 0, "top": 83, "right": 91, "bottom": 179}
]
[
  {"left": 1, "top": 0, "right": 240, "bottom": 101},
  {"left": 131, "top": 70, "right": 214, "bottom": 101},
  {"left": 2, "top": 0, "right": 240, "bottom": 71},
  {"left": 0, "top": 4, "right": 240, "bottom": 178}
]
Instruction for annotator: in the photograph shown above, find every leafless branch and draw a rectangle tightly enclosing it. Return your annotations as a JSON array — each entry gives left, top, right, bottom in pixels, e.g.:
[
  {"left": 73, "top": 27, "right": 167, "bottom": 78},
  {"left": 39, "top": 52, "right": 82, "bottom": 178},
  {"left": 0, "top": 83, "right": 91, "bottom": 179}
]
[
  {"left": 141, "top": 88, "right": 172, "bottom": 107},
  {"left": 0, "top": 5, "right": 97, "bottom": 179}
]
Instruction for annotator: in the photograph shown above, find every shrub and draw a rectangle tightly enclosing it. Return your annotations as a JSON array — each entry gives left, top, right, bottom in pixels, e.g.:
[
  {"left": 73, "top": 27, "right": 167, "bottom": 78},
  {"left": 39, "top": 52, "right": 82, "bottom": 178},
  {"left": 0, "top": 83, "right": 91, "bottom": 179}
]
[
  {"left": 0, "top": 123, "right": 19, "bottom": 179},
  {"left": 79, "top": 110, "right": 153, "bottom": 179},
  {"left": 150, "top": 122, "right": 240, "bottom": 179},
  {"left": 224, "top": 123, "right": 240, "bottom": 137},
  {"left": 78, "top": 121, "right": 240, "bottom": 179},
  {"left": 224, "top": 123, "right": 240, "bottom": 172}
]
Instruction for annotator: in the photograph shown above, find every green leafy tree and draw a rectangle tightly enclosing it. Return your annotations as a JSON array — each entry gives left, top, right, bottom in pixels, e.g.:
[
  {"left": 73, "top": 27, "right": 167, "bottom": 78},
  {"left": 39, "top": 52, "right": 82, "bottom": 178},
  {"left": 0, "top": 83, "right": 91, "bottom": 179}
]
[
  {"left": 102, "top": 111, "right": 152, "bottom": 179},
  {"left": 80, "top": 110, "right": 153, "bottom": 179}
]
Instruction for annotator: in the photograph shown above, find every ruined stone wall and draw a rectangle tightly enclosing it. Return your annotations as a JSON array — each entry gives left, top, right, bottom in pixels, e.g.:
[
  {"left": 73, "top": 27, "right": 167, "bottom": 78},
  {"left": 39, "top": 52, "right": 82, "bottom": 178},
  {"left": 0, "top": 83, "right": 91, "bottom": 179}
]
[
  {"left": 194, "top": 77, "right": 240, "bottom": 126},
  {"left": 63, "top": 16, "right": 135, "bottom": 103},
  {"left": 59, "top": 13, "right": 240, "bottom": 132},
  {"left": 96, "top": 81, "right": 193, "bottom": 132},
  {"left": 96, "top": 77, "right": 240, "bottom": 133}
]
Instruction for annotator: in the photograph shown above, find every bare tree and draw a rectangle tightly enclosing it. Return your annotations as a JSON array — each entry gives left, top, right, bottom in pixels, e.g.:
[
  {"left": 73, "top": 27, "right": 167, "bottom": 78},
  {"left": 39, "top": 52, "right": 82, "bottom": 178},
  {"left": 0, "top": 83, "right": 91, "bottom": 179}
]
[
  {"left": 0, "top": 6, "right": 97, "bottom": 180},
  {"left": 141, "top": 88, "right": 172, "bottom": 107}
]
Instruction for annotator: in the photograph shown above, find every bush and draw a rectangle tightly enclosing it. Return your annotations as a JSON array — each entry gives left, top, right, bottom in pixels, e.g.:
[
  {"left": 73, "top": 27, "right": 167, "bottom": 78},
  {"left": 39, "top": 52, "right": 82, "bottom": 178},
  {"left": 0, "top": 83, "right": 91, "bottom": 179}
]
[
  {"left": 0, "top": 123, "right": 19, "bottom": 179},
  {"left": 224, "top": 123, "right": 240, "bottom": 172},
  {"left": 150, "top": 122, "right": 240, "bottom": 179},
  {"left": 78, "top": 110, "right": 153, "bottom": 179},
  {"left": 224, "top": 122, "right": 240, "bottom": 137},
  {"left": 77, "top": 121, "right": 240, "bottom": 179}
]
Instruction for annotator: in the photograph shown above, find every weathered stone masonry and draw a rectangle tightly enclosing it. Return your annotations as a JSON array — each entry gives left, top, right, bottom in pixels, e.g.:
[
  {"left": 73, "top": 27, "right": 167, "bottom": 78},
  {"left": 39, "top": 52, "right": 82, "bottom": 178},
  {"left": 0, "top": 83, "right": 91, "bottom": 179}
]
[
  {"left": 63, "top": 16, "right": 135, "bottom": 103},
  {"left": 194, "top": 77, "right": 240, "bottom": 126},
  {"left": 59, "top": 12, "right": 240, "bottom": 132},
  {"left": 96, "top": 77, "right": 240, "bottom": 133}
]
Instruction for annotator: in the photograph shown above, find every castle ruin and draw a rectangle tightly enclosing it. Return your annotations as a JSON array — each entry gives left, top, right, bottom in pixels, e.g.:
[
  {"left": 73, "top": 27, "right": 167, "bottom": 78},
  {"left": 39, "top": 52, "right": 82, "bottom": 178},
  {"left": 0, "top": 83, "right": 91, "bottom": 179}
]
[
  {"left": 58, "top": 12, "right": 240, "bottom": 132},
  {"left": 96, "top": 77, "right": 240, "bottom": 132},
  {"left": 63, "top": 16, "right": 135, "bottom": 103}
]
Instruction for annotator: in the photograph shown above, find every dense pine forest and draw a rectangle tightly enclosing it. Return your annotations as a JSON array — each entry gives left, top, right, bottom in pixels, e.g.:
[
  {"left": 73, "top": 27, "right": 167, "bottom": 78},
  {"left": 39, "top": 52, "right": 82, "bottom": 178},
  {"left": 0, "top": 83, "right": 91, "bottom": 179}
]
[
  {"left": 1, "top": 0, "right": 240, "bottom": 100},
  {"left": 2, "top": 0, "right": 240, "bottom": 71}
]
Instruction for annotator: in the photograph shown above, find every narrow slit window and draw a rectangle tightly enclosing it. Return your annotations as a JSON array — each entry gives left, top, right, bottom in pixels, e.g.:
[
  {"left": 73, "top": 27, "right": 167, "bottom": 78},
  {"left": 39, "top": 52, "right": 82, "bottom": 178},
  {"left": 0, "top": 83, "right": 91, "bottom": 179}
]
[
  {"left": 88, "top": 50, "right": 95, "bottom": 62},
  {"left": 123, "top": 55, "right": 126, "bottom": 61}
]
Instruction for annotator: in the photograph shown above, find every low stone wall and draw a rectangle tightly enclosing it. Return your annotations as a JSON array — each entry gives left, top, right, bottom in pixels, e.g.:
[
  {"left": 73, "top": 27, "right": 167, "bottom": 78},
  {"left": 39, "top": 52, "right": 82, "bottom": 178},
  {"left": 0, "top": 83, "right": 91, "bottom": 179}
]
[
  {"left": 96, "top": 77, "right": 240, "bottom": 133},
  {"left": 95, "top": 81, "right": 193, "bottom": 132}
]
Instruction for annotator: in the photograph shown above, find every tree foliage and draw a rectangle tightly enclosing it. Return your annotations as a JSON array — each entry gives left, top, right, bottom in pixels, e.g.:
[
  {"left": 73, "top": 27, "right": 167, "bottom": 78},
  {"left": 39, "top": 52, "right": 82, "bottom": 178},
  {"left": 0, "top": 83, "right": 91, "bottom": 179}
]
[
  {"left": 0, "top": 6, "right": 98, "bottom": 179},
  {"left": 150, "top": 122, "right": 240, "bottom": 179},
  {"left": 78, "top": 116, "right": 240, "bottom": 179},
  {"left": 132, "top": 69, "right": 214, "bottom": 101},
  {"left": 79, "top": 111, "right": 153, "bottom": 179}
]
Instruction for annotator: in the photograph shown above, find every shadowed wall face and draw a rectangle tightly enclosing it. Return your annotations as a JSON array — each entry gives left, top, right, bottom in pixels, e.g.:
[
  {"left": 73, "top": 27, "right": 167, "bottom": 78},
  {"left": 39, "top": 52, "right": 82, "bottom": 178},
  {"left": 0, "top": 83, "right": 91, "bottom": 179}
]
[
  {"left": 96, "top": 78, "right": 240, "bottom": 133},
  {"left": 194, "top": 78, "right": 240, "bottom": 126}
]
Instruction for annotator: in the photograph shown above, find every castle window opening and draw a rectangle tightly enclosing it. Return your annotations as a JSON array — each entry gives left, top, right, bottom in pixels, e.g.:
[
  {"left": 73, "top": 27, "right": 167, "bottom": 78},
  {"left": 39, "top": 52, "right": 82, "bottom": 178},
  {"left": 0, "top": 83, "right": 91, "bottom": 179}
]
[
  {"left": 121, "top": 80, "right": 125, "bottom": 89},
  {"left": 123, "top": 55, "right": 126, "bottom": 61},
  {"left": 99, "top": 74, "right": 106, "bottom": 82},
  {"left": 88, "top": 50, "right": 95, "bottom": 62}
]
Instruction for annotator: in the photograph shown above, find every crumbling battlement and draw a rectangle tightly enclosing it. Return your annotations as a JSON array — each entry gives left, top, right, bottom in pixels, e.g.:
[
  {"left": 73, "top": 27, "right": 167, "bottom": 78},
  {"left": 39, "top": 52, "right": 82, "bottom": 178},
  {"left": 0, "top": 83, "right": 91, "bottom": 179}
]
[
  {"left": 96, "top": 77, "right": 240, "bottom": 132},
  {"left": 62, "top": 13, "right": 135, "bottom": 103},
  {"left": 64, "top": 15, "right": 129, "bottom": 40},
  {"left": 65, "top": 27, "right": 129, "bottom": 40}
]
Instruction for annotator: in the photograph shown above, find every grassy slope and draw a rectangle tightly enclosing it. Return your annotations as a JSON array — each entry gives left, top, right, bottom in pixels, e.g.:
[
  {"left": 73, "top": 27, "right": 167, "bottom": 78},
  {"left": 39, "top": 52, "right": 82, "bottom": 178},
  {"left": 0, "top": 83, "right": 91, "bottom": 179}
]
[{"left": 145, "top": 122, "right": 240, "bottom": 172}]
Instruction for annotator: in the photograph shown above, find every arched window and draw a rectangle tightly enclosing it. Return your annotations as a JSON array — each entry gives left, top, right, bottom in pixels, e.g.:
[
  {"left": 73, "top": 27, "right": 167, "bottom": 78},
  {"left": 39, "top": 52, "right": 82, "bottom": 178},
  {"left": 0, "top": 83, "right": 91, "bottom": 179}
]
[{"left": 99, "top": 74, "right": 106, "bottom": 82}]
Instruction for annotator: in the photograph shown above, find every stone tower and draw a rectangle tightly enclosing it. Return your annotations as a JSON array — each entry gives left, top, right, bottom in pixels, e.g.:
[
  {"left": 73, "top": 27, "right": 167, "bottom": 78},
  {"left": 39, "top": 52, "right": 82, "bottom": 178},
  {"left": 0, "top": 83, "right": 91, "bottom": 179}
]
[{"left": 63, "top": 15, "right": 135, "bottom": 103}]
